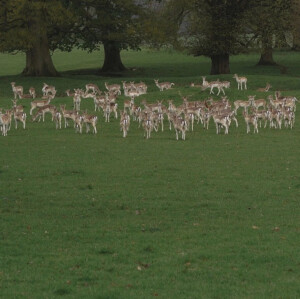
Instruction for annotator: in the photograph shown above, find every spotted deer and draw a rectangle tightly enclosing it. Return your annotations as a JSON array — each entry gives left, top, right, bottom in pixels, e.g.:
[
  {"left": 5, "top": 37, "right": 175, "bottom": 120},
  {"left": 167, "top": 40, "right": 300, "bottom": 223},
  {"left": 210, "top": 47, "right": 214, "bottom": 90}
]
[
  {"left": 11, "top": 82, "right": 23, "bottom": 99},
  {"left": 233, "top": 74, "right": 247, "bottom": 90},
  {"left": 120, "top": 111, "right": 130, "bottom": 137}
]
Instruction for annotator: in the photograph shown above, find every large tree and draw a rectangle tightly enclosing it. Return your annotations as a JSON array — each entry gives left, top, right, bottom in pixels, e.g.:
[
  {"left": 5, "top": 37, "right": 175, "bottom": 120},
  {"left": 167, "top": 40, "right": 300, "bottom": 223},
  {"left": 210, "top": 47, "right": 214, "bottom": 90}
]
[
  {"left": 72, "top": 0, "right": 145, "bottom": 73},
  {"left": 0, "top": 0, "right": 74, "bottom": 76},
  {"left": 246, "top": 0, "right": 293, "bottom": 66},
  {"left": 160, "top": 0, "right": 251, "bottom": 75}
]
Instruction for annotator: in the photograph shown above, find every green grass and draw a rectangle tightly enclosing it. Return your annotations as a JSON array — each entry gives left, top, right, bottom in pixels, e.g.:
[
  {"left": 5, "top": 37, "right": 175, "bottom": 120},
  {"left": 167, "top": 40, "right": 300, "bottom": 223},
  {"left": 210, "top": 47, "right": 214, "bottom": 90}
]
[{"left": 0, "top": 48, "right": 300, "bottom": 298}]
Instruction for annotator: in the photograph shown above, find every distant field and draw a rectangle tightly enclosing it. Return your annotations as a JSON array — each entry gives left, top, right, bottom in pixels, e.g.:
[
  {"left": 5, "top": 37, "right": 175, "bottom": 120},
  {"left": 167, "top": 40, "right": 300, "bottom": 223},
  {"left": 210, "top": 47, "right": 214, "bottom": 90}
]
[{"left": 0, "top": 49, "right": 300, "bottom": 298}]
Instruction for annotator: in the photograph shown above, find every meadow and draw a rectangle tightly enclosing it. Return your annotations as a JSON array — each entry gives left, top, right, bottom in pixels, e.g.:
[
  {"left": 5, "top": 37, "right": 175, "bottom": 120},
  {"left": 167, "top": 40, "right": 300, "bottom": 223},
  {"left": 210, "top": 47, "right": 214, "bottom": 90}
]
[{"left": 0, "top": 48, "right": 300, "bottom": 298}]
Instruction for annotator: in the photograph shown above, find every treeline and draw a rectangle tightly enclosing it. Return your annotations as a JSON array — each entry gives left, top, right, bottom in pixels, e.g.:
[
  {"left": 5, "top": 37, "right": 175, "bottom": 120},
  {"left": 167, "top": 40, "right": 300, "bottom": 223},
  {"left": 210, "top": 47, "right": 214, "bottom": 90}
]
[{"left": 0, "top": 0, "right": 299, "bottom": 76}]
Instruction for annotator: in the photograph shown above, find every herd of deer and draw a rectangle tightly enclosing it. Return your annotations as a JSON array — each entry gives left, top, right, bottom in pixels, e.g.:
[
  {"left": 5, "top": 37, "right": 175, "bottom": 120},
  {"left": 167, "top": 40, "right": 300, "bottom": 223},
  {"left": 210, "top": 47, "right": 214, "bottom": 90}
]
[{"left": 0, "top": 75, "right": 297, "bottom": 139}]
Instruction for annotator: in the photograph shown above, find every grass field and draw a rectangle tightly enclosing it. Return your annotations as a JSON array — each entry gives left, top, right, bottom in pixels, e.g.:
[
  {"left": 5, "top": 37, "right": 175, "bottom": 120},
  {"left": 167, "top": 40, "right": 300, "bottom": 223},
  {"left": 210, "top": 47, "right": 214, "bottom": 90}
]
[{"left": 0, "top": 48, "right": 300, "bottom": 298}]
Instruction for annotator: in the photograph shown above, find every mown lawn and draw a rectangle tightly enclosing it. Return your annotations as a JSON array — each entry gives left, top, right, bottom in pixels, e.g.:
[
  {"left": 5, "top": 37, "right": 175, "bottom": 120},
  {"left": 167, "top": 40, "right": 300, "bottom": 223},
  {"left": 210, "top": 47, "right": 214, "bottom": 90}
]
[{"left": 0, "top": 48, "right": 299, "bottom": 298}]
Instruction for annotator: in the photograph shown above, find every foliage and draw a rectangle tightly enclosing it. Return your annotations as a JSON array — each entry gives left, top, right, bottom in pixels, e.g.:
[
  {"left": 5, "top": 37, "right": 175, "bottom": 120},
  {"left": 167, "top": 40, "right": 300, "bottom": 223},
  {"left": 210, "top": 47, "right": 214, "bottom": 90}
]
[
  {"left": 0, "top": 0, "right": 74, "bottom": 53},
  {"left": 70, "top": 0, "right": 146, "bottom": 52},
  {"left": 246, "top": 0, "right": 294, "bottom": 50}
]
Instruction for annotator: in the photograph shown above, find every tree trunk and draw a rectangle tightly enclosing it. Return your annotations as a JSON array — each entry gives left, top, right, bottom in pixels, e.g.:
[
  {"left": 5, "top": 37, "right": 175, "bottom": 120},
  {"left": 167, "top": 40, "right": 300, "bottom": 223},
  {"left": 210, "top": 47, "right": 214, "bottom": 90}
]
[
  {"left": 22, "top": 33, "right": 59, "bottom": 77},
  {"left": 257, "top": 46, "right": 277, "bottom": 66},
  {"left": 101, "top": 41, "right": 126, "bottom": 73},
  {"left": 210, "top": 54, "right": 230, "bottom": 75}
]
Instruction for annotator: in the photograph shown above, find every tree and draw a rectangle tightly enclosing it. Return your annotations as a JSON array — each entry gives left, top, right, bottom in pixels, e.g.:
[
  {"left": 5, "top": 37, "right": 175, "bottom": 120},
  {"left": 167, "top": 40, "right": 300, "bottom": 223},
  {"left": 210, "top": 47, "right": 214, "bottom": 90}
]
[
  {"left": 160, "top": 0, "right": 251, "bottom": 75},
  {"left": 246, "top": 0, "right": 293, "bottom": 66},
  {"left": 0, "top": 0, "right": 74, "bottom": 76},
  {"left": 72, "top": 0, "right": 146, "bottom": 73}
]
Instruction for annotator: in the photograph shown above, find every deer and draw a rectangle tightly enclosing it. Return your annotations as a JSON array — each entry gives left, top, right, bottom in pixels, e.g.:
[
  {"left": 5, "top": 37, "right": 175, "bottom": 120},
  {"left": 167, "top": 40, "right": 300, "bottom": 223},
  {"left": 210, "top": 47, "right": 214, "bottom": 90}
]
[
  {"left": 141, "top": 100, "right": 163, "bottom": 113},
  {"left": 233, "top": 99, "right": 252, "bottom": 115},
  {"left": 248, "top": 95, "right": 267, "bottom": 111},
  {"left": 65, "top": 89, "right": 75, "bottom": 97},
  {"left": 154, "top": 79, "right": 174, "bottom": 91},
  {"left": 91, "top": 93, "right": 106, "bottom": 112},
  {"left": 120, "top": 111, "right": 130, "bottom": 137},
  {"left": 172, "top": 114, "right": 188, "bottom": 140},
  {"left": 11, "top": 82, "right": 23, "bottom": 99},
  {"left": 268, "top": 95, "right": 284, "bottom": 109},
  {"left": 105, "top": 82, "right": 121, "bottom": 95},
  {"left": 0, "top": 112, "right": 11, "bottom": 136},
  {"left": 268, "top": 108, "right": 282, "bottom": 129},
  {"left": 60, "top": 104, "right": 78, "bottom": 128},
  {"left": 29, "top": 87, "right": 36, "bottom": 99},
  {"left": 12, "top": 100, "right": 24, "bottom": 114},
  {"left": 32, "top": 105, "right": 57, "bottom": 122},
  {"left": 257, "top": 83, "right": 271, "bottom": 92},
  {"left": 281, "top": 107, "right": 295, "bottom": 129},
  {"left": 82, "top": 111, "right": 98, "bottom": 134},
  {"left": 233, "top": 74, "right": 247, "bottom": 90},
  {"left": 142, "top": 113, "right": 154, "bottom": 139},
  {"left": 53, "top": 110, "right": 62, "bottom": 129},
  {"left": 30, "top": 95, "right": 53, "bottom": 115},
  {"left": 212, "top": 113, "right": 230, "bottom": 134},
  {"left": 42, "top": 83, "right": 56, "bottom": 97},
  {"left": 74, "top": 114, "right": 84, "bottom": 134},
  {"left": 152, "top": 112, "right": 164, "bottom": 132},
  {"left": 13, "top": 111, "right": 27, "bottom": 129},
  {"left": 251, "top": 108, "right": 269, "bottom": 128},
  {"left": 131, "top": 81, "right": 148, "bottom": 94},
  {"left": 124, "top": 97, "right": 135, "bottom": 113},
  {"left": 202, "top": 77, "right": 226, "bottom": 96},
  {"left": 73, "top": 89, "right": 82, "bottom": 111},
  {"left": 85, "top": 83, "right": 101, "bottom": 95},
  {"left": 243, "top": 111, "right": 258, "bottom": 133}
]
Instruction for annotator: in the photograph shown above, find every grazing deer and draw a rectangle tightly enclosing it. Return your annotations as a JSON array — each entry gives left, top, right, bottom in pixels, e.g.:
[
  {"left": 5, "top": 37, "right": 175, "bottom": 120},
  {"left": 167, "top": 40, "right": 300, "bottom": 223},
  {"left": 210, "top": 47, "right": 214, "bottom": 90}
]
[
  {"left": 30, "top": 96, "right": 53, "bottom": 115},
  {"left": 257, "top": 83, "right": 271, "bottom": 92},
  {"left": 243, "top": 111, "right": 258, "bottom": 133},
  {"left": 154, "top": 79, "right": 174, "bottom": 91},
  {"left": 233, "top": 74, "right": 247, "bottom": 90},
  {"left": 42, "top": 83, "right": 56, "bottom": 97},
  {"left": 105, "top": 82, "right": 121, "bottom": 95},
  {"left": 11, "top": 82, "right": 23, "bottom": 99},
  {"left": 120, "top": 111, "right": 130, "bottom": 137},
  {"left": 85, "top": 83, "right": 101, "bottom": 95},
  {"left": 32, "top": 105, "right": 57, "bottom": 122}
]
